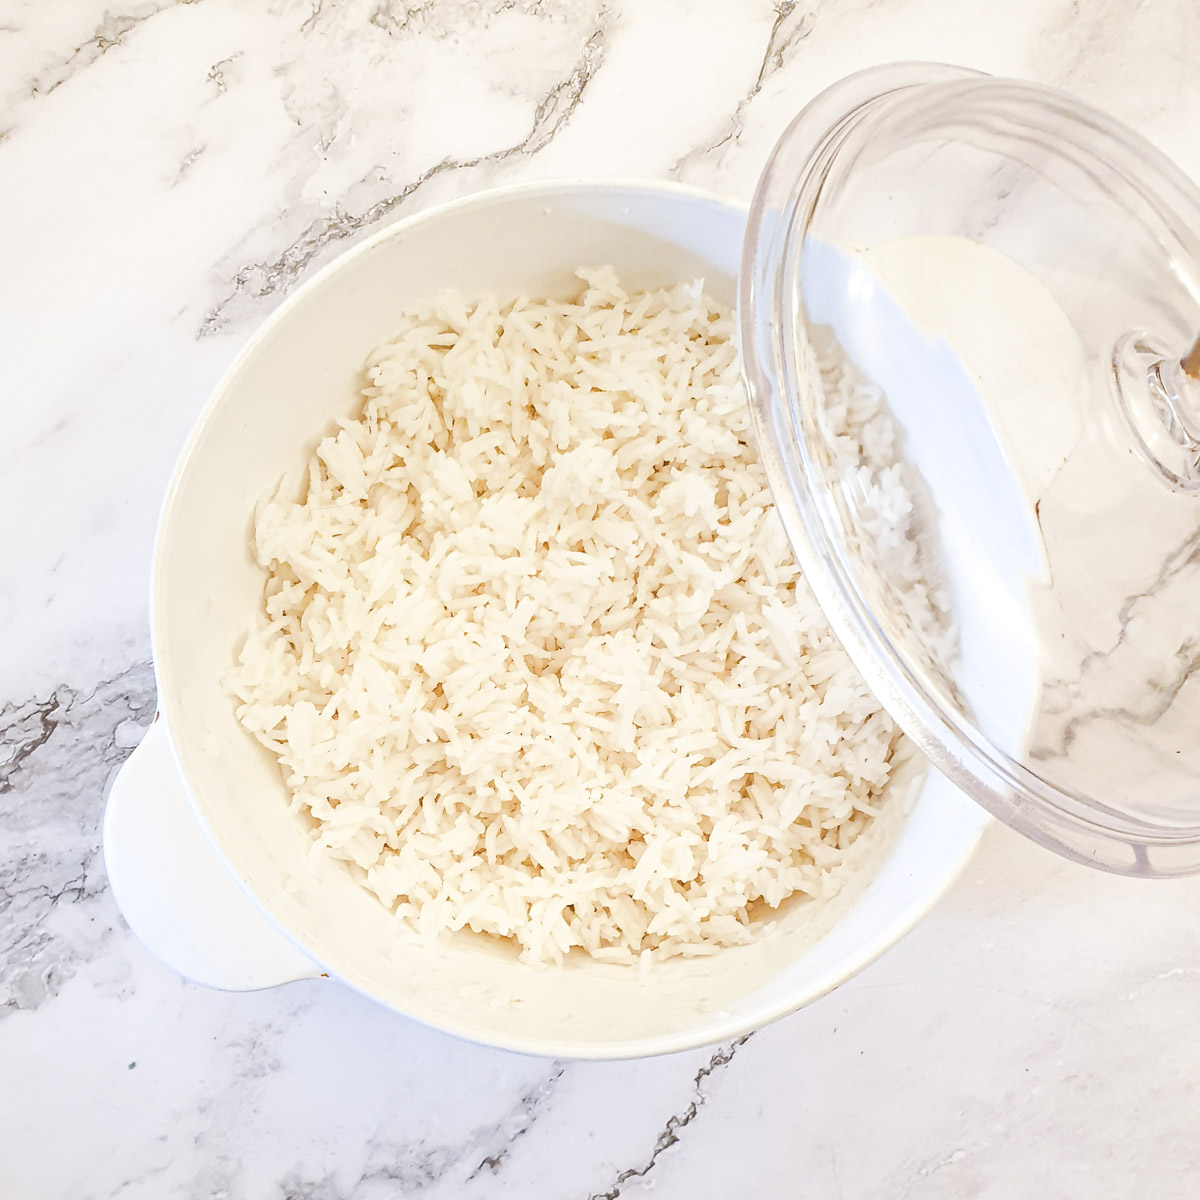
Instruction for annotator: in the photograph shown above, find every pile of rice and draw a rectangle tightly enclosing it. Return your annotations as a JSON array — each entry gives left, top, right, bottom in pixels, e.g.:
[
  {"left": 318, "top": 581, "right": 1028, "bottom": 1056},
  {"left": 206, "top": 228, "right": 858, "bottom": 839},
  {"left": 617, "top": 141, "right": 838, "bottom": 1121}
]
[{"left": 230, "top": 268, "right": 907, "bottom": 965}]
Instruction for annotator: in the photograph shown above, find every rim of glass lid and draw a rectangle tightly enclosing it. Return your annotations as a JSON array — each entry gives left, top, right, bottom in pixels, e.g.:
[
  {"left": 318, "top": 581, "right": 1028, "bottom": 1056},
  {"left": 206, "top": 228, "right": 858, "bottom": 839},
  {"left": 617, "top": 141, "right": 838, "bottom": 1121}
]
[{"left": 739, "top": 62, "right": 1200, "bottom": 877}]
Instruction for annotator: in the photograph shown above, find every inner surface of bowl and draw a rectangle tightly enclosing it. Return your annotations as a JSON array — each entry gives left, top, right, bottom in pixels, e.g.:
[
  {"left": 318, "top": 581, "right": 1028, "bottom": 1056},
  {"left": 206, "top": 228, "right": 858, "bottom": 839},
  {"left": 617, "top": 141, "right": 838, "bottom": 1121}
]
[{"left": 154, "top": 181, "right": 985, "bottom": 1057}]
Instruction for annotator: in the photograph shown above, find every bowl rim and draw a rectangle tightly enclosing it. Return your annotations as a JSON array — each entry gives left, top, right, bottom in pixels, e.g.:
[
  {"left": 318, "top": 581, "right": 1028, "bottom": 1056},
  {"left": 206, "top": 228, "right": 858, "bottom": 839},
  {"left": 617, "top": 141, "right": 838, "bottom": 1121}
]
[{"left": 149, "top": 176, "right": 987, "bottom": 1059}]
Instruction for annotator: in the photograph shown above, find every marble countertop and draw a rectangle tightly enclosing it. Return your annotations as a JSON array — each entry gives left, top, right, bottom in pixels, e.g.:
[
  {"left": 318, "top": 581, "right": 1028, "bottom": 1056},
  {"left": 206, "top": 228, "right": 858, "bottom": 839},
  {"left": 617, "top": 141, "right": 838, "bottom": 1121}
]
[{"left": 5, "top": 1, "right": 1200, "bottom": 1196}]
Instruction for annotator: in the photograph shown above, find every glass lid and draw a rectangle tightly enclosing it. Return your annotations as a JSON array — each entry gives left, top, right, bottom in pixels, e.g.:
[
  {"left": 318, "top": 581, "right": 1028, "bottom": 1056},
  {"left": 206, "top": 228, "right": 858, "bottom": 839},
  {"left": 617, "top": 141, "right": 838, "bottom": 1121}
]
[{"left": 741, "top": 63, "right": 1200, "bottom": 876}]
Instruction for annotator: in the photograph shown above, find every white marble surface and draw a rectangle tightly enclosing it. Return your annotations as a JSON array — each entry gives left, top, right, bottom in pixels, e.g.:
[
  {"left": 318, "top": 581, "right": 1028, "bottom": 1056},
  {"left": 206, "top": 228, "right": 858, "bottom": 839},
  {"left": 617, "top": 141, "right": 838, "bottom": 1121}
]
[{"left": 4, "top": 1, "right": 1200, "bottom": 1196}]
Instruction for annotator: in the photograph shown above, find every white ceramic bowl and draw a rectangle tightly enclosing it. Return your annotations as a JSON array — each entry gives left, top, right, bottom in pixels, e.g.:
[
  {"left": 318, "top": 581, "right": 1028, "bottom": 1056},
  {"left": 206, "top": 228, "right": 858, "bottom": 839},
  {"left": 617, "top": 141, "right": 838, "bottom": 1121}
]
[{"left": 104, "top": 180, "right": 986, "bottom": 1058}]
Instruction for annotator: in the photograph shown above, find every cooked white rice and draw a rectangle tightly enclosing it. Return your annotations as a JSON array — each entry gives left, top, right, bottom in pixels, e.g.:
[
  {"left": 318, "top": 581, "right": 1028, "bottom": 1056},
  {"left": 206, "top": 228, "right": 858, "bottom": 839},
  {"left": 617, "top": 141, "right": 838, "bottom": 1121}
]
[{"left": 229, "top": 267, "right": 907, "bottom": 965}]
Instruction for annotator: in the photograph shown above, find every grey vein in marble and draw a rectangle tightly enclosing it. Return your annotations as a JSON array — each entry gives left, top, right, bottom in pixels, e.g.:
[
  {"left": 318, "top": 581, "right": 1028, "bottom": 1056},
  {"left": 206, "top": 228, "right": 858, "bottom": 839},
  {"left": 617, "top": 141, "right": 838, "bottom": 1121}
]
[
  {"left": 196, "top": 3, "right": 609, "bottom": 339},
  {"left": 205, "top": 51, "right": 241, "bottom": 93},
  {"left": 1, "top": 662, "right": 155, "bottom": 1017},
  {"left": 280, "top": 1062, "right": 566, "bottom": 1196},
  {"left": 1050, "top": 641, "right": 1199, "bottom": 758},
  {"left": 367, "top": 0, "right": 552, "bottom": 37},
  {"left": 467, "top": 1064, "right": 565, "bottom": 1179},
  {"left": 586, "top": 1036, "right": 751, "bottom": 1200},
  {"left": 1032, "top": 521, "right": 1200, "bottom": 765},
  {"left": 672, "top": 0, "right": 814, "bottom": 178},
  {"left": 300, "top": 0, "right": 328, "bottom": 34},
  {"left": 1058, "top": 526, "right": 1200, "bottom": 691},
  {"left": 26, "top": 0, "right": 205, "bottom": 99}
]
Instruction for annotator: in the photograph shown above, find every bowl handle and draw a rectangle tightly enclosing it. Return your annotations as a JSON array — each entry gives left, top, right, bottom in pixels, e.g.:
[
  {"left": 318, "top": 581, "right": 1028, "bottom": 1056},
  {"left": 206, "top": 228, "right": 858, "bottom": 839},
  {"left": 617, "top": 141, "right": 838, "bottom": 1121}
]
[{"left": 103, "top": 718, "right": 323, "bottom": 991}]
